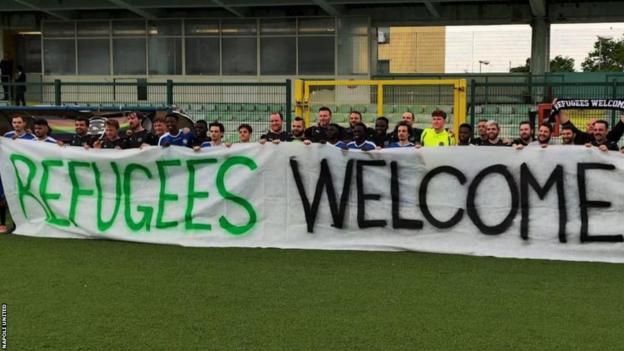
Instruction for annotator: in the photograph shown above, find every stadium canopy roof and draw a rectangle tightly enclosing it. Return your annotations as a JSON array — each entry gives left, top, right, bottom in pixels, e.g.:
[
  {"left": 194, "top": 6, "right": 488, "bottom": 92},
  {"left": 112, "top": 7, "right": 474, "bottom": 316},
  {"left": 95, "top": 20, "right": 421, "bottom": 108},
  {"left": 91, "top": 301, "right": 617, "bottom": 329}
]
[{"left": 0, "top": 0, "right": 623, "bottom": 26}]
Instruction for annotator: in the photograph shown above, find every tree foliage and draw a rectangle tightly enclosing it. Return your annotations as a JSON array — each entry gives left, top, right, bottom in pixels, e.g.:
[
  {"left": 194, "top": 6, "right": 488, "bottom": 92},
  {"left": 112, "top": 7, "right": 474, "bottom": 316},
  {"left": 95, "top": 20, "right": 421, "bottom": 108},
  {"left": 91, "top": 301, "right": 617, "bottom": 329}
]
[
  {"left": 550, "top": 56, "right": 575, "bottom": 72},
  {"left": 510, "top": 58, "right": 531, "bottom": 73},
  {"left": 581, "top": 36, "right": 624, "bottom": 72},
  {"left": 509, "top": 56, "right": 575, "bottom": 73}
]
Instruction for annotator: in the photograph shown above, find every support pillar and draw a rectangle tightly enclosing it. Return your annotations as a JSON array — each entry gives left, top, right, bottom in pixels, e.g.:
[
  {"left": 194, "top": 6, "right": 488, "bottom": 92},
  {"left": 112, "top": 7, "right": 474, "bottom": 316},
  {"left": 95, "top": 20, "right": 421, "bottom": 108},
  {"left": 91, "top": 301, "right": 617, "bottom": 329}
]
[{"left": 530, "top": 17, "right": 550, "bottom": 75}]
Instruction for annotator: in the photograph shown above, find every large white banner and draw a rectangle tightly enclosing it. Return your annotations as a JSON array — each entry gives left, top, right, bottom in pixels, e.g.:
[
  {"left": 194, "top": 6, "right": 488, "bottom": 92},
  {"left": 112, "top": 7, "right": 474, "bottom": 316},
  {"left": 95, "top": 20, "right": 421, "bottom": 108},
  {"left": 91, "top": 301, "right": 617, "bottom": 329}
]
[{"left": 2, "top": 139, "right": 624, "bottom": 263}]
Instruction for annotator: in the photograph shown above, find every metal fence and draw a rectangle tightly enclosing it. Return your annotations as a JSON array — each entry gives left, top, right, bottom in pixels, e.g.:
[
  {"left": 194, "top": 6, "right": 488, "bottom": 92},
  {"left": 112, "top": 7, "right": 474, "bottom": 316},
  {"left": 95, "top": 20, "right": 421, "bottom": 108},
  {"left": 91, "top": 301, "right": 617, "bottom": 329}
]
[
  {"left": 299, "top": 79, "right": 465, "bottom": 136},
  {"left": 2, "top": 76, "right": 623, "bottom": 142},
  {"left": 469, "top": 80, "right": 624, "bottom": 140},
  {"left": 0, "top": 79, "right": 292, "bottom": 142}
]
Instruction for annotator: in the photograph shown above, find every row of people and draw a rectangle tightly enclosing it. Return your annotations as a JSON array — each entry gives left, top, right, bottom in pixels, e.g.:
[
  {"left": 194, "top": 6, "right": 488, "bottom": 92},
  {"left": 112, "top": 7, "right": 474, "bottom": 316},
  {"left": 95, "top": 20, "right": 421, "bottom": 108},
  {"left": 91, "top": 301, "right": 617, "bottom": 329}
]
[
  {"left": 464, "top": 113, "right": 624, "bottom": 152},
  {"left": 2, "top": 107, "right": 623, "bottom": 234},
  {"left": 3, "top": 107, "right": 623, "bottom": 152}
]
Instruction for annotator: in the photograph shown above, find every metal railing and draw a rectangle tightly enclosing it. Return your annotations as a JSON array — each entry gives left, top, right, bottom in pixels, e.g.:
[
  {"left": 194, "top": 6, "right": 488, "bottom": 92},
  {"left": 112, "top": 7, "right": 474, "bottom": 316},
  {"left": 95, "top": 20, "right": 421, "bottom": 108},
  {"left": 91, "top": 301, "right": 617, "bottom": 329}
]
[
  {"left": 469, "top": 80, "right": 624, "bottom": 140},
  {"left": 0, "top": 79, "right": 292, "bottom": 142}
]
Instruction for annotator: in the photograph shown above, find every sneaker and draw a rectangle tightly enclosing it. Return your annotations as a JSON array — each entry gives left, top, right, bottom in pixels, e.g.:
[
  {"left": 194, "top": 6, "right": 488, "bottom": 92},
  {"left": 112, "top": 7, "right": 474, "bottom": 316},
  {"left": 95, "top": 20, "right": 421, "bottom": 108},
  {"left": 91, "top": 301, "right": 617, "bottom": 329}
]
[{"left": 0, "top": 225, "right": 7, "bottom": 234}]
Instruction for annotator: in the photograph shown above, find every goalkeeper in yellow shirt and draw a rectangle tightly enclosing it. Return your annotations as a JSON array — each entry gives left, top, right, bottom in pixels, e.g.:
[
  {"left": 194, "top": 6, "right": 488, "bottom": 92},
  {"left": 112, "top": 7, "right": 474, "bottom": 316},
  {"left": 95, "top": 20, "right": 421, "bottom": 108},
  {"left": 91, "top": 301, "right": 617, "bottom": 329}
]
[{"left": 419, "top": 109, "right": 455, "bottom": 147}]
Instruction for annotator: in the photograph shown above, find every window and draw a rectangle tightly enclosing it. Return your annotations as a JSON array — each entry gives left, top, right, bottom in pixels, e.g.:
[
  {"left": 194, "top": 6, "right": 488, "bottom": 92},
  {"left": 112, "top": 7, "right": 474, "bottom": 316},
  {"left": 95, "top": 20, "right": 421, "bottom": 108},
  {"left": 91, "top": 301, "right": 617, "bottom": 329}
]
[
  {"left": 112, "top": 20, "right": 146, "bottom": 75},
  {"left": 222, "top": 38, "right": 257, "bottom": 75},
  {"left": 113, "top": 38, "right": 146, "bottom": 75},
  {"left": 337, "top": 17, "right": 369, "bottom": 75},
  {"left": 44, "top": 39, "right": 75, "bottom": 75},
  {"left": 260, "top": 19, "right": 296, "bottom": 75},
  {"left": 261, "top": 37, "right": 296, "bottom": 75},
  {"left": 77, "top": 21, "right": 109, "bottom": 37},
  {"left": 298, "top": 18, "right": 336, "bottom": 75},
  {"left": 185, "top": 20, "right": 219, "bottom": 36},
  {"left": 78, "top": 39, "right": 110, "bottom": 75},
  {"left": 113, "top": 20, "right": 146, "bottom": 36},
  {"left": 299, "top": 18, "right": 335, "bottom": 35},
  {"left": 147, "top": 20, "right": 181, "bottom": 36},
  {"left": 261, "top": 19, "right": 296, "bottom": 35},
  {"left": 185, "top": 38, "right": 220, "bottom": 75},
  {"left": 39, "top": 17, "right": 343, "bottom": 77},
  {"left": 221, "top": 19, "right": 257, "bottom": 36},
  {"left": 77, "top": 21, "right": 110, "bottom": 75},
  {"left": 298, "top": 37, "right": 335, "bottom": 75},
  {"left": 16, "top": 35, "right": 41, "bottom": 73},
  {"left": 43, "top": 22, "right": 75, "bottom": 37},
  {"left": 221, "top": 19, "right": 257, "bottom": 75},
  {"left": 185, "top": 20, "right": 220, "bottom": 75},
  {"left": 148, "top": 37, "right": 182, "bottom": 75},
  {"left": 147, "top": 20, "right": 182, "bottom": 75}
]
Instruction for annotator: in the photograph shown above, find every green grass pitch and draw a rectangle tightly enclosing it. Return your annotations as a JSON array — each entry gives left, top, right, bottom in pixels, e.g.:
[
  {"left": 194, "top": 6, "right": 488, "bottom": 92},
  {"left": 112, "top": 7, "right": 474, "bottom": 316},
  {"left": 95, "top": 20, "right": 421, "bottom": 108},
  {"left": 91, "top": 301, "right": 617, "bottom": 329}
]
[{"left": 1, "top": 233, "right": 624, "bottom": 350}]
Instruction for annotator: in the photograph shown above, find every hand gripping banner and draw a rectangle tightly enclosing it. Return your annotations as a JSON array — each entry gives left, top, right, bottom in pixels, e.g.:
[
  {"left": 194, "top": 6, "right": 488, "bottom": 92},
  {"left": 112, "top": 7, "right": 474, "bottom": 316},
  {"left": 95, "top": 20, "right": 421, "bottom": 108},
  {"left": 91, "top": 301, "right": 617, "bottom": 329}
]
[{"left": 2, "top": 139, "right": 624, "bottom": 263}]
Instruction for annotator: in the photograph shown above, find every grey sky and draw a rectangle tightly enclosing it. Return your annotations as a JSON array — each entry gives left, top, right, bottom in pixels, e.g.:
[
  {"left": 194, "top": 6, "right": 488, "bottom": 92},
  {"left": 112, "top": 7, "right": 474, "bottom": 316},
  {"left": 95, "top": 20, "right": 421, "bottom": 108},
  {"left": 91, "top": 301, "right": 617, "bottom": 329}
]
[{"left": 445, "top": 23, "right": 624, "bottom": 73}]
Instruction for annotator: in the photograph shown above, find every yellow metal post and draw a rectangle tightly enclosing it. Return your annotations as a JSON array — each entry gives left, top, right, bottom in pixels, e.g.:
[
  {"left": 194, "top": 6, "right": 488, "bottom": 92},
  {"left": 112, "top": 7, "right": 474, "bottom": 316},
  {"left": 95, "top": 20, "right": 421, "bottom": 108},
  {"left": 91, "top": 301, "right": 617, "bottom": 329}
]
[
  {"left": 303, "top": 82, "right": 311, "bottom": 128},
  {"left": 377, "top": 83, "right": 384, "bottom": 117},
  {"left": 294, "top": 79, "right": 304, "bottom": 118},
  {"left": 302, "top": 79, "right": 466, "bottom": 132},
  {"left": 453, "top": 79, "right": 467, "bottom": 139}
]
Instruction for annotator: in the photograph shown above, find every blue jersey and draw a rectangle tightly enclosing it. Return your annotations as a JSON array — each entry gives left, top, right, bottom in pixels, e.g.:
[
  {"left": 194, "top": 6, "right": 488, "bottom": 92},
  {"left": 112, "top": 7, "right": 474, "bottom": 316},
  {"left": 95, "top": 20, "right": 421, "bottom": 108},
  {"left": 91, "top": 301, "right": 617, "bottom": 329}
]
[
  {"left": 334, "top": 141, "right": 347, "bottom": 149},
  {"left": 3, "top": 131, "right": 35, "bottom": 140},
  {"left": 0, "top": 174, "right": 4, "bottom": 199},
  {"left": 345, "top": 140, "right": 377, "bottom": 151},
  {"left": 387, "top": 141, "right": 415, "bottom": 148},
  {"left": 158, "top": 131, "right": 194, "bottom": 147},
  {"left": 200, "top": 141, "right": 226, "bottom": 148}
]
